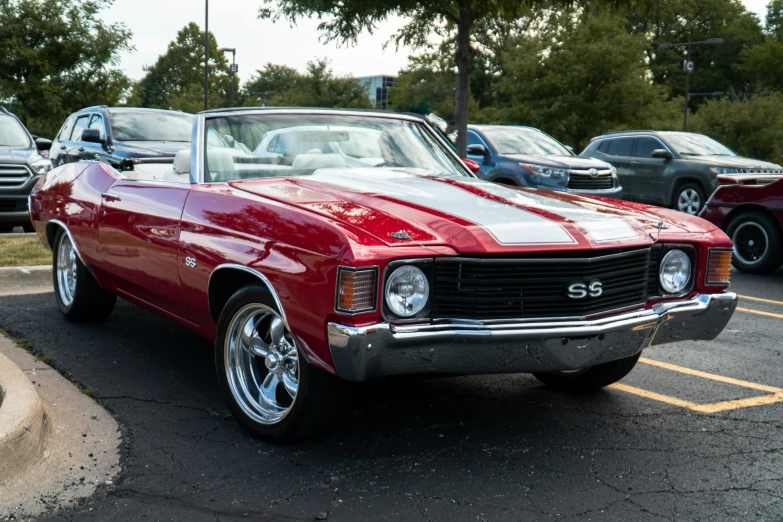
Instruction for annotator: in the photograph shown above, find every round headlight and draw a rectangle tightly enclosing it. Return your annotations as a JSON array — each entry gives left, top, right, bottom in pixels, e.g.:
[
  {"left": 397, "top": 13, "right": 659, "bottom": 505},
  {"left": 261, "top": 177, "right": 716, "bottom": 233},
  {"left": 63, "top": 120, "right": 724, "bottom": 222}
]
[
  {"left": 385, "top": 265, "right": 429, "bottom": 317},
  {"left": 659, "top": 249, "right": 692, "bottom": 294}
]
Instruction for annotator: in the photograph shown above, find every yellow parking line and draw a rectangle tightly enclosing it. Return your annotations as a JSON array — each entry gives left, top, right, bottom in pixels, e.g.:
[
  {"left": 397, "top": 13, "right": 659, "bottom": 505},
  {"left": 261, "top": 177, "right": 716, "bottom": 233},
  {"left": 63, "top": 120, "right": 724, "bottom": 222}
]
[
  {"left": 737, "top": 307, "right": 783, "bottom": 320},
  {"left": 690, "top": 393, "right": 783, "bottom": 414},
  {"left": 739, "top": 294, "right": 783, "bottom": 306},
  {"left": 639, "top": 357, "right": 783, "bottom": 393},
  {"left": 609, "top": 383, "right": 699, "bottom": 409}
]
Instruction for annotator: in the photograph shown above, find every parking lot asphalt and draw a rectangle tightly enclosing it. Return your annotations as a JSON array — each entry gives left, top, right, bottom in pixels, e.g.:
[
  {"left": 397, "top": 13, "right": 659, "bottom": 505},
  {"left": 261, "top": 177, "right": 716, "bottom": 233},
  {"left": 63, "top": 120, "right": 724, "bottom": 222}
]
[{"left": 0, "top": 270, "right": 781, "bottom": 521}]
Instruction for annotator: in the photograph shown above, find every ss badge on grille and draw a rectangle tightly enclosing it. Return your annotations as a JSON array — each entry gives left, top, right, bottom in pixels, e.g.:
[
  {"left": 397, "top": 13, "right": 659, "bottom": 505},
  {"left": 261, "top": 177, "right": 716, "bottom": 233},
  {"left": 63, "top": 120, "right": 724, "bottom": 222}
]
[{"left": 567, "top": 281, "right": 603, "bottom": 299}]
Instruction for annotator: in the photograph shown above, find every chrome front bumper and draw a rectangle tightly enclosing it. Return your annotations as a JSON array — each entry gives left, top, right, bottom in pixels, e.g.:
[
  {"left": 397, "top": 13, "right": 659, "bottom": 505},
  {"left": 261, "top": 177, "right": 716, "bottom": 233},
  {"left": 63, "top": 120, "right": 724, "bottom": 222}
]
[{"left": 327, "top": 293, "right": 738, "bottom": 382}]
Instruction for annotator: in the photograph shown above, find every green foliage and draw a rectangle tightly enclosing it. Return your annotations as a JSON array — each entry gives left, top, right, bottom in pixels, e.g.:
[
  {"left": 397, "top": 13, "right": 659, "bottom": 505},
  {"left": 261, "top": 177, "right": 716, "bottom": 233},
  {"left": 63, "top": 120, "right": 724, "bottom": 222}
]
[
  {"left": 133, "top": 22, "right": 234, "bottom": 112},
  {"left": 767, "top": 0, "right": 783, "bottom": 38},
  {"left": 0, "top": 0, "right": 133, "bottom": 138},
  {"left": 500, "top": 12, "right": 683, "bottom": 151},
  {"left": 242, "top": 59, "right": 372, "bottom": 109},
  {"left": 690, "top": 93, "right": 783, "bottom": 163}
]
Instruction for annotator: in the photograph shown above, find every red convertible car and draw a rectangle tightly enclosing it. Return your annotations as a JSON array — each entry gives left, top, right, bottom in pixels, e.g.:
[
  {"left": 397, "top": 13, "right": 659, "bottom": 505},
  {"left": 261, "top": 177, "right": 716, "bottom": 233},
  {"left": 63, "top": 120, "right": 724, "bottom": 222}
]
[
  {"left": 30, "top": 108, "right": 738, "bottom": 440},
  {"left": 700, "top": 176, "right": 783, "bottom": 274}
]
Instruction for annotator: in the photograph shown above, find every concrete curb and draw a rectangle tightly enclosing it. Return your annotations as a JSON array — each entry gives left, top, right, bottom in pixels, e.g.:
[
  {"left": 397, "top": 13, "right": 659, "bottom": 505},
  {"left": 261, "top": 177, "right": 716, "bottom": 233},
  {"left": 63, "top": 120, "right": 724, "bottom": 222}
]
[
  {"left": 0, "top": 233, "right": 36, "bottom": 239},
  {"left": 0, "top": 352, "right": 48, "bottom": 479},
  {"left": 0, "top": 266, "right": 52, "bottom": 297}
]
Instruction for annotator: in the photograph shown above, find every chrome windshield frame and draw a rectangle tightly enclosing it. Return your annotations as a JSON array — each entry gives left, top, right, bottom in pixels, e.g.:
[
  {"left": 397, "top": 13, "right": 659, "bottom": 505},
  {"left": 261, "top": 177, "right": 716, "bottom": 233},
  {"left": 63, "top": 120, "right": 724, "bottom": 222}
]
[{"left": 190, "top": 108, "right": 474, "bottom": 185}]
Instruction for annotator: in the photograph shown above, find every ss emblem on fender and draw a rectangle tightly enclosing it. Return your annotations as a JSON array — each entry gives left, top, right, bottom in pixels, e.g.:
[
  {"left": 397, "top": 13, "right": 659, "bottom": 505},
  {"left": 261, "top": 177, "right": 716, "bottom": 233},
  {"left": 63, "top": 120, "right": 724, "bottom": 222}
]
[
  {"left": 185, "top": 256, "right": 197, "bottom": 268},
  {"left": 567, "top": 281, "right": 603, "bottom": 299}
]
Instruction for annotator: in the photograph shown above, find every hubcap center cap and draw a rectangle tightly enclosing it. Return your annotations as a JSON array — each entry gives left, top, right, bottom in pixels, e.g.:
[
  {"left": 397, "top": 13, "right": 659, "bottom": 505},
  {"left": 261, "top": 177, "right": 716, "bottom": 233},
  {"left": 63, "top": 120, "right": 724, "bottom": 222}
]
[{"left": 264, "top": 351, "right": 282, "bottom": 371}]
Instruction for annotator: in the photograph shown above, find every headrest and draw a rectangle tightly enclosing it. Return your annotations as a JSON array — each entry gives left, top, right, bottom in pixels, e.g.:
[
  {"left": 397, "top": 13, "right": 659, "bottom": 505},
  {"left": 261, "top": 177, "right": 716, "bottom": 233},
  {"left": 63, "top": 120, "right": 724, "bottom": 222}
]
[
  {"left": 291, "top": 153, "right": 346, "bottom": 170},
  {"left": 174, "top": 149, "right": 190, "bottom": 174}
]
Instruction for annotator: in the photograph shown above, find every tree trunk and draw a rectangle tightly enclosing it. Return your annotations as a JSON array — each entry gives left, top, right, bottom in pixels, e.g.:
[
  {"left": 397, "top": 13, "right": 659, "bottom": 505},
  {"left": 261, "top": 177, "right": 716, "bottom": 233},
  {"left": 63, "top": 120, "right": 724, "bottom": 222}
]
[{"left": 454, "top": 0, "right": 473, "bottom": 158}]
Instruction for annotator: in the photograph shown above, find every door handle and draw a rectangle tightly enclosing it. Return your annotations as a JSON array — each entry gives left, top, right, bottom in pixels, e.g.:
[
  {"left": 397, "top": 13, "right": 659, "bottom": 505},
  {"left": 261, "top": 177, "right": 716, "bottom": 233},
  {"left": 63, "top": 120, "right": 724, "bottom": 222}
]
[
  {"left": 77, "top": 147, "right": 85, "bottom": 152},
  {"left": 60, "top": 145, "right": 67, "bottom": 150},
  {"left": 101, "top": 192, "right": 121, "bottom": 202},
  {"left": 631, "top": 161, "right": 641, "bottom": 165}
]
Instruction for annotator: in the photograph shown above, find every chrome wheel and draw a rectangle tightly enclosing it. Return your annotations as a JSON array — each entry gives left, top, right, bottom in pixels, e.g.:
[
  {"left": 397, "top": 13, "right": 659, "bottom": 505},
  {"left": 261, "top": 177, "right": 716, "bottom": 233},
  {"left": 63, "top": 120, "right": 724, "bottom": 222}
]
[
  {"left": 677, "top": 188, "right": 701, "bottom": 215},
  {"left": 56, "top": 233, "right": 78, "bottom": 307},
  {"left": 733, "top": 221, "right": 769, "bottom": 265},
  {"left": 225, "top": 303, "right": 299, "bottom": 425}
]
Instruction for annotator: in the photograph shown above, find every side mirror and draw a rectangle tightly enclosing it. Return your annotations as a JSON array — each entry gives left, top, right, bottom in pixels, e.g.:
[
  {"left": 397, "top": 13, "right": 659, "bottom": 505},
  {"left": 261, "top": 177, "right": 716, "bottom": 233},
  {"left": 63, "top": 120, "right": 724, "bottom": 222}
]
[
  {"left": 34, "top": 137, "right": 52, "bottom": 151},
  {"left": 565, "top": 145, "right": 575, "bottom": 154},
  {"left": 651, "top": 149, "right": 673, "bottom": 159},
  {"left": 462, "top": 158, "right": 481, "bottom": 174},
  {"left": 466, "top": 144, "right": 489, "bottom": 156},
  {"left": 81, "top": 128, "right": 105, "bottom": 144}
]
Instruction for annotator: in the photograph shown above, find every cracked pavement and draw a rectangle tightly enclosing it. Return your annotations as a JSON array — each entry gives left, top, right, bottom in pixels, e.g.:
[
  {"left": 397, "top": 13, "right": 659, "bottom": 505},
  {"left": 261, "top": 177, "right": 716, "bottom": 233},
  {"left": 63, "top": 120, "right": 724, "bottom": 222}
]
[{"left": 0, "top": 270, "right": 781, "bottom": 521}]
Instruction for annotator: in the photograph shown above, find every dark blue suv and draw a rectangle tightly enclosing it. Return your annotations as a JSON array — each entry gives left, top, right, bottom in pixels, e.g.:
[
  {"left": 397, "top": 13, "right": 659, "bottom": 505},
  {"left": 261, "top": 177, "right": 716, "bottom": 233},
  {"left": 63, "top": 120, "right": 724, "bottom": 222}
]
[{"left": 465, "top": 125, "right": 622, "bottom": 197}]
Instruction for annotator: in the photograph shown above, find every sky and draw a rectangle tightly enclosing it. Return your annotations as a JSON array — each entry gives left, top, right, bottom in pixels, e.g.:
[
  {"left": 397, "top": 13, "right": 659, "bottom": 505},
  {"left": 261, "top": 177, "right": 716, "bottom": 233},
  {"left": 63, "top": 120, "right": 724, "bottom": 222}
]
[{"left": 102, "top": 0, "right": 771, "bottom": 84}]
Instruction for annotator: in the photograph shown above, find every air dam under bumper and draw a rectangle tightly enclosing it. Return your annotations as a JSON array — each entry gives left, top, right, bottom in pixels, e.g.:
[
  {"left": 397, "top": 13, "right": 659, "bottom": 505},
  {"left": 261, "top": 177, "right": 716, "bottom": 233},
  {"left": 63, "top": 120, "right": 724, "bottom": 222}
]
[{"left": 327, "top": 293, "right": 738, "bottom": 382}]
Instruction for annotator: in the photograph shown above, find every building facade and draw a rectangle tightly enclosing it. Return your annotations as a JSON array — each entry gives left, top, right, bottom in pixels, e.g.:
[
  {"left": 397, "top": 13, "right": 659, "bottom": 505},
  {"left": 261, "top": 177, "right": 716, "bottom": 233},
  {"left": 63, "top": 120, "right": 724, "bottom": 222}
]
[{"left": 358, "top": 75, "right": 397, "bottom": 110}]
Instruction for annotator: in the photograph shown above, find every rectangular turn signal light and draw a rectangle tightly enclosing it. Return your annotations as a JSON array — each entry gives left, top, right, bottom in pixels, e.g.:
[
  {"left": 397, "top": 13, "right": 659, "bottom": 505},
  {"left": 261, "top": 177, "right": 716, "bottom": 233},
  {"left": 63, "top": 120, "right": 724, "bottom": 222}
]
[
  {"left": 336, "top": 268, "right": 378, "bottom": 313},
  {"left": 706, "top": 249, "right": 732, "bottom": 285}
]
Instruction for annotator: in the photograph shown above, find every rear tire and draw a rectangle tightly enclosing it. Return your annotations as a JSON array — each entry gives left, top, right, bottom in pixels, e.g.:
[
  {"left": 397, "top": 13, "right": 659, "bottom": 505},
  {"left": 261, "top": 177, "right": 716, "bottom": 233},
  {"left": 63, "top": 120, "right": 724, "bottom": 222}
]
[
  {"left": 22, "top": 222, "right": 35, "bottom": 233},
  {"left": 533, "top": 353, "right": 641, "bottom": 392},
  {"left": 215, "top": 285, "right": 349, "bottom": 442},
  {"left": 673, "top": 183, "right": 706, "bottom": 215},
  {"left": 0, "top": 226, "right": 14, "bottom": 233},
  {"left": 726, "top": 211, "right": 783, "bottom": 274},
  {"left": 52, "top": 229, "right": 116, "bottom": 322}
]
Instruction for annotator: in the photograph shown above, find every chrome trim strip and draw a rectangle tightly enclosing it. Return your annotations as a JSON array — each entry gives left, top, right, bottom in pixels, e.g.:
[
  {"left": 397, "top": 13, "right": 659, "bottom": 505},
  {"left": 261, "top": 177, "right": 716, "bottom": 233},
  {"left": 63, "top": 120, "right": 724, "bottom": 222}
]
[
  {"left": 436, "top": 248, "right": 649, "bottom": 265},
  {"left": 208, "top": 263, "right": 291, "bottom": 330},
  {"left": 191, "top": 113, "right": 206, "bottom": 184},
  {"left": 429, "top": 301, "right": 649, "bottom": 325}
]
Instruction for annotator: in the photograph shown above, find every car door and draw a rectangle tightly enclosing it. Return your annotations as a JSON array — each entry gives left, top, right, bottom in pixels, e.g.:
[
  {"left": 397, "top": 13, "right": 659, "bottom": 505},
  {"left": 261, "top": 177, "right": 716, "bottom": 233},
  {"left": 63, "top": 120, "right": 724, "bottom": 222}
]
[
  {"left": 50, "top": 116, "right": 76, "bottom": 167},
  {"left": 603, "top": 138, "right": 637, "bottom": 199},
  {"left": 630, "top": 137, "right": 670, "bottom": 205},
  {"left": 466, "top": 130, "right": 492, "bottom": 174},
  {"left": 60, "top": 114, "right": 91, "bottom": 165},
  {"left": 82, "top": 114, "right": 111, "bottom": 163},
  {"left": 97, "top": 177, "right": 194, "bottom": 323}
]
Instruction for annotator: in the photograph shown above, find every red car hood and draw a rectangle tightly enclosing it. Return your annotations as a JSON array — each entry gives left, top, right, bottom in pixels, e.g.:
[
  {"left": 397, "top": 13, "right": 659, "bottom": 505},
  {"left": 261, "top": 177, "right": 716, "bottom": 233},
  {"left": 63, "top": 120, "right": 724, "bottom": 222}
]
[{"left": 231, "top": 169, "right": 717, "bottom": 254}]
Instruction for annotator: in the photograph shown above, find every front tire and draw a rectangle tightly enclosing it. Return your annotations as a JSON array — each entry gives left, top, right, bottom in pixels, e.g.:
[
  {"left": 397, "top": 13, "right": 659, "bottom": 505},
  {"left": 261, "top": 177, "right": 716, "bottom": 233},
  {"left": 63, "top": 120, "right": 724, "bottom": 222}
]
[
  {"left": 673, "top": 183, "right": 706, "bottom": 215},
  {"left": 727, "top": 211, "right": 783, "bottom": 274},
  {"left": 533, "top": 353, "right": 641, "bottom": 392},
  {"left": 215, "top": 286, "right": 348, "bottom": 441},
  {"left": 53, "top": 229, "right": 116, "bottom": 322}
]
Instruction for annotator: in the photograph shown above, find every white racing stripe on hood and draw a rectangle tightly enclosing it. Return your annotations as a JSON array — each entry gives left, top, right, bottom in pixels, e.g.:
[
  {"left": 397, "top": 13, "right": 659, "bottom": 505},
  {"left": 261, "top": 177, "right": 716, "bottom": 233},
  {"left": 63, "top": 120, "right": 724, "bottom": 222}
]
[
  {"left": 460, "top": 178, "right": 639, "bottom": 242},
  {"left": 307, "top": 169, "right": 576, "bottom": 245}
]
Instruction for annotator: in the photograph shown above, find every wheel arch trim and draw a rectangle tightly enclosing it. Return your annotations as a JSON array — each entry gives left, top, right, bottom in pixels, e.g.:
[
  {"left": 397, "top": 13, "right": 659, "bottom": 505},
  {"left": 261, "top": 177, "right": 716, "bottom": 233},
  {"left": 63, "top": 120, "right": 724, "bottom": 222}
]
[
  {"left": 208, "top": 263, "right": 291, "bottom": 330},
  {"left": 46, "top": 219, "right": 98, "bottom": 281}
]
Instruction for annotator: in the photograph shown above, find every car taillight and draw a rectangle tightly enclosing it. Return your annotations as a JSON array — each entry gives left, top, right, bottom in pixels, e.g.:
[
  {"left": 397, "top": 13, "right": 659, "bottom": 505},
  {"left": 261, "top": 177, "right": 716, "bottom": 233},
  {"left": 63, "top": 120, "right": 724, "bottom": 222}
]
[
  {"left": 706, "top": 249, "right": 732, "bottom": 285},
  {"left": 336, "top": 267, "right": 378, "bottom": 313}
]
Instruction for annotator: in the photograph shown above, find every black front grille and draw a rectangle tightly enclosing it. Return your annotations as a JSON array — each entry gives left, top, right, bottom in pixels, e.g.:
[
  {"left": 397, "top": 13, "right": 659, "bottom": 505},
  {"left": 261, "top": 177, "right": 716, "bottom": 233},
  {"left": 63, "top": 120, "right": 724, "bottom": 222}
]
[
  {"left": 432, "top": 249, "right": 652, "bottom": 321},
  {"left": 567, "top": 170, "right": 615, "bottom": 190},
  {"left": 0, "top": 199, "right": 27, "bottom": 213}
]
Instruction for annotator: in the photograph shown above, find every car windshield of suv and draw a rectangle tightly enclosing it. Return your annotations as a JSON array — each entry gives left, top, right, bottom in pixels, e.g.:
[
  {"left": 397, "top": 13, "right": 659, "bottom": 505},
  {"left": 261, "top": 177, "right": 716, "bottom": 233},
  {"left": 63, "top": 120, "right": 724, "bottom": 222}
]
[
  {"left": 204, "top": 113, "right": 468, "bottom": 183},
  {"left": 482, "top": 128, "right": 571, "bottom": 156},
  {"left": 664, "top": 133, "right": 737, "bottom": 157},
  {"left": 110, "top": 111, "right": 193, "bottom": 142},
  {"left": 0, "top": 115, "right": 31, "bottom": 148}
]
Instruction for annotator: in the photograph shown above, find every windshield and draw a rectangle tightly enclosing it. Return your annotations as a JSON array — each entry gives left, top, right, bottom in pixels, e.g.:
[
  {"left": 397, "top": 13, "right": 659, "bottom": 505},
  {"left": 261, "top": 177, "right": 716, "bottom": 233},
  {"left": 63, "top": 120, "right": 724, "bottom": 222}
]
[
  {"left": 483, "top": 128, "right": 571, "bottom": 155},
  {"left": 0, "top": 115, "right": 31, "bottom": 148},
  {"left": 664, "top": 133, "right": 737, "bottom": 156},
  {"left": 203, "top": 114, "right": 468, "bottom": 183},
  {"left": 110, "top": 111, "right": 193, "bottom": 142}
]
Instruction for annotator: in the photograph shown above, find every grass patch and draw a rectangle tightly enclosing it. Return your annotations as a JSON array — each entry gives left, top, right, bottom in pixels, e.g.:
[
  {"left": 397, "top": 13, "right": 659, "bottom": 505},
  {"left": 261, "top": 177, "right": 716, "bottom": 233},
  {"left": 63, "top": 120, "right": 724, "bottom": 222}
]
[
  {"left": 0, "top": 327, "right": 6, "bottom": 336},
  {"left": 81, "top": 387, "right": 96, "bottom": 397},
  {"left": 0, "top": 236, "right": 50, "bottom": 267},
  {"left": 15, "top": 339, "right": 32, "bottom": 351},
  {"left": 35, "top": 353, "right": 52, "bottom": 364}
]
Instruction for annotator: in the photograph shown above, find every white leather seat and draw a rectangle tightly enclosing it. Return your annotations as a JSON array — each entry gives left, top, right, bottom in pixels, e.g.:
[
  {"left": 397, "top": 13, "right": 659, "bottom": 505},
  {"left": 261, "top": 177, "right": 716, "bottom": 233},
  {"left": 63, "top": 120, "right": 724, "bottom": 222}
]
[
  {"left": 163, "top": 150, "right": 191, "bottom": 183},
  {"left": 291, "top": 154, "right": 345, "bottom": 170}
]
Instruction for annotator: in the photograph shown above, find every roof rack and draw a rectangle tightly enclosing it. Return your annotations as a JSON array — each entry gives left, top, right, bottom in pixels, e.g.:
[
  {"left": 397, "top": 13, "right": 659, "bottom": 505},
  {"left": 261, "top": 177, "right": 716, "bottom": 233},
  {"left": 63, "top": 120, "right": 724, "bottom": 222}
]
[
  {"left": 80, "top": 105, "right": 109, "bottom": 111},
  {"left": 598, "top": 130, "right": 659, "bottom": 136},
  {"left": 0, "top": 106, "right": 10, "bottom": 115}
]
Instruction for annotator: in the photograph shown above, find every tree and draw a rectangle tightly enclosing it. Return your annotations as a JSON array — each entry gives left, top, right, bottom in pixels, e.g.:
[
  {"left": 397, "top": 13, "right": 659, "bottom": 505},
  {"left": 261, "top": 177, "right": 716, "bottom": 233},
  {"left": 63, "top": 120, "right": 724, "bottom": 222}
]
[
  {"left": 259, "top": 0, "right": 529, "bottom": 156},
  {"left": 500, "top": 12, "right": 681, "bottom": 151},
  {"left": 690, "top": 93, "right": 783, "bottom": 163},
  {"left": 242, "top": 59, "right": 372, "bottom": 109},
  {"left": 134, "top": 23, "right": 234, "bottom": 113},
  {"left": 0, "top": 0, "right": 133, "bottom": 137},
  {"left": 767, "top": 0, "right": 783, "bottom": 39}
]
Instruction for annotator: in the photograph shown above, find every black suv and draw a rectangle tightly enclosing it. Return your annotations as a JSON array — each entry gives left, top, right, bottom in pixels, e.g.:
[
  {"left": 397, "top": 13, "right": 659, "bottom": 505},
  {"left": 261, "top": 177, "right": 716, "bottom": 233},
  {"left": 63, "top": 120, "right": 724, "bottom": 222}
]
[
  {"left": 50, "top": 106, "right": 193, "bottom": 171},
  {"left": 581, "top": 130, "right": 783, "bottom": 215},
  {"left": 0, "top": 107, "right": 52, "bottom": 232}
]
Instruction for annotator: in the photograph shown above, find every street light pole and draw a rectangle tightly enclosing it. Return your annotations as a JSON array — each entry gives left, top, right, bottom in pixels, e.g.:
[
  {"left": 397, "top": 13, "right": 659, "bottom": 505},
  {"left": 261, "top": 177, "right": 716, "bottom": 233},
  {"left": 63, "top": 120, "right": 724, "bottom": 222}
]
[
  {"left": 220, "top": 48, "right": 237, "bottom": 108},
  {"left": 658, "top": 38, "right": 723, "bottom": 132},
  {"left": 204, "top": 0, "right": 209, "bottom": 111}
]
